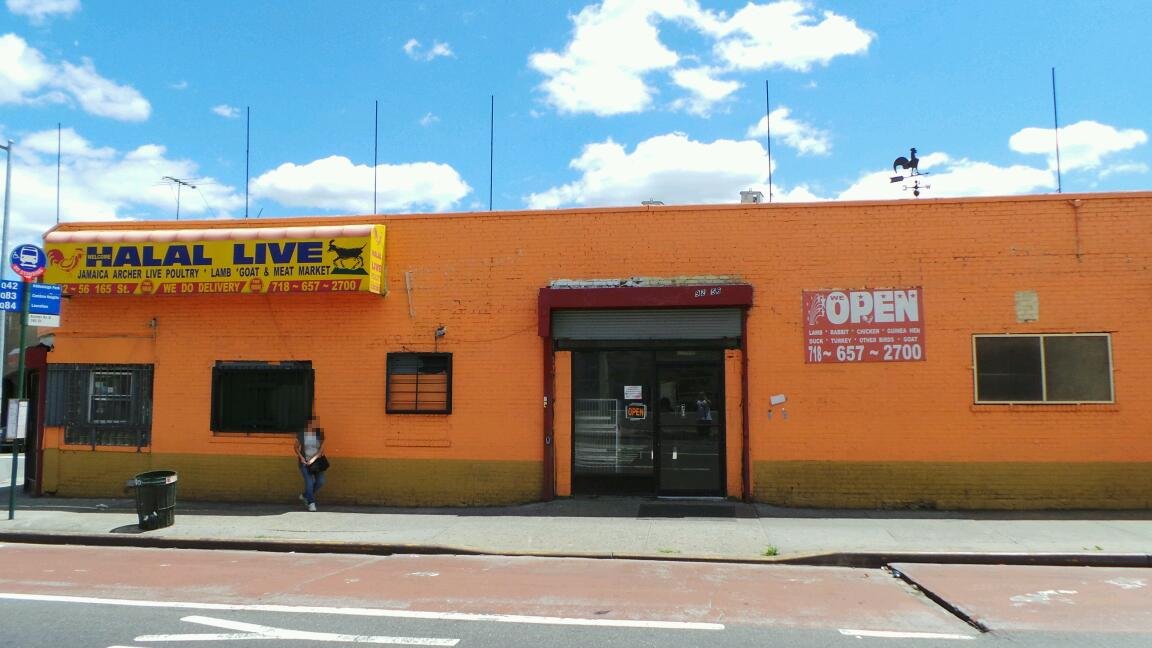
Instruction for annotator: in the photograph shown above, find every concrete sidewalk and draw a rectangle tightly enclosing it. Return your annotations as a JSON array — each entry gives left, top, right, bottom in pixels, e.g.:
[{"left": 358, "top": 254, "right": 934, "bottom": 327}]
[{"left": 2, "top": 486, "right": 1151, "bottom": 567}]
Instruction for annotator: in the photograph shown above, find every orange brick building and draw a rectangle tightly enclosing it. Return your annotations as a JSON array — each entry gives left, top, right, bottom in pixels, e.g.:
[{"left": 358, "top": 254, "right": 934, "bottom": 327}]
[{"left": 24, "top": 191, "right": 1152, "bottom": 509}]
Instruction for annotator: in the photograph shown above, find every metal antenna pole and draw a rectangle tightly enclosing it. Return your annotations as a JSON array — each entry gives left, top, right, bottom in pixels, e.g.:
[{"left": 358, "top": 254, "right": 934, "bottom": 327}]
[
  {"left": 373, "top": 100, "right": 379, "bottom": 214},
  {"left": 162, "top": 176, "right": 196, "bottom": 220},
  {"left": 489, "top": 95, "right": 494, "bottom": 212},
  {"left": 56, "top": 124, "right": 61, "bottom": 224},
  {"left": 765, "top": 81, "right": 774, "bottom": 203},
  {"left": 1051, "top": 67, "right": 1062, "bottom": 194},
  {"left": 245, "top": 106, "right": 250, "bottom": 217}
]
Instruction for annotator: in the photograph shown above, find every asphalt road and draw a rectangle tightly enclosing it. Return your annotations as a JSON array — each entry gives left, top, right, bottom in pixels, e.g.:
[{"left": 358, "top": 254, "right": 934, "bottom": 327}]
[{"left": 0, "top": 544, "right": 1149, "bottom": 647}]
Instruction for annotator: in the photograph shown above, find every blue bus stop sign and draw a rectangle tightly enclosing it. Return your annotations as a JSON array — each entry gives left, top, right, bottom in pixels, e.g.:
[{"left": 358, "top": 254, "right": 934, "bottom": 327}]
[{"left": 10, "top": 244, "right": 47, "bottom": 281}]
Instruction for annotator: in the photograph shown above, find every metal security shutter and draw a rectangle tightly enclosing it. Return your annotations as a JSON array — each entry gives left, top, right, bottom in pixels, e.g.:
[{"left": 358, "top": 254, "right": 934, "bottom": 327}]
[{"left": 552, "top": 308, "right": 742, "bottom": 341}]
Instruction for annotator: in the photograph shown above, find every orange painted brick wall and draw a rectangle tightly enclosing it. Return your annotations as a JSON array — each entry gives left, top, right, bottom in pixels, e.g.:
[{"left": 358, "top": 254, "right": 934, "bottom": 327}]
[{"left": 42, "top": 191, "right": 1152, "bottom": 505}]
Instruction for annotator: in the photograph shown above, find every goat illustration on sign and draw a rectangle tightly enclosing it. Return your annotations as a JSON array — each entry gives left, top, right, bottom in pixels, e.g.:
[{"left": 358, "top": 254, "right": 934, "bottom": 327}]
[{"left": 327, "top": 239, "right": 368, "bottom": 275}]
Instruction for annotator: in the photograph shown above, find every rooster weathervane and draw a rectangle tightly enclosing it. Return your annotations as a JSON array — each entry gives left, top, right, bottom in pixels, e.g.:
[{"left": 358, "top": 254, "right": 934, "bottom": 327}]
[{"left": 889, "top": 147, "right": 930, "bottom": 197}]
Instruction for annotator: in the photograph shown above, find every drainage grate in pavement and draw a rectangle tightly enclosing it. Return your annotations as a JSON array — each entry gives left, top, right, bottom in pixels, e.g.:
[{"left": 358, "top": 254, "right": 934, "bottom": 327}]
[{"left": 637, "top": 503, "right": 739, "bottom": 518}]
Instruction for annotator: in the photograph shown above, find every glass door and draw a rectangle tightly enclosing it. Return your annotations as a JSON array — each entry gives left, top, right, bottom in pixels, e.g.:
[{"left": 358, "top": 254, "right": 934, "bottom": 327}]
[
  {"left": 571, "top": 350, "right": 655, "bottom": 495},
  {"left": 655, "top": 354, "right": 724, "bottom": 496},
  {"left": 571, "top": 348, "right": 725, "bottom": 497}
]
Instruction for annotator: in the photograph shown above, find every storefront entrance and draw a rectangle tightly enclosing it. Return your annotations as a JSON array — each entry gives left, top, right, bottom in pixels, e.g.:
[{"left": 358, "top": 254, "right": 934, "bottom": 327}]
[{"left": 571, "top": 348, "right": 725, "bottom": 497}]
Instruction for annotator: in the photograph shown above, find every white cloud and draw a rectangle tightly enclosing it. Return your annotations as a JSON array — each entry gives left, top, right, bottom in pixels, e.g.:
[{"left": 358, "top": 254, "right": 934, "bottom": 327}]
[
  {"left": 525, "top": 132, "right": 770, "bottom": 208},
  {"left": 170, "top": 80, "right": 189, "bottom": 90},
  {"left": 2, "top": 128, "right": 243, "bottom": 242},
  {"left": 707, "top": 0, "right": 873, "bottom": 71},
  {"left": 829, "top": 120, "right": 1147, "bottom": 201},
  {"left": 530, "top": 0, "right": 871, "bottom": 116},
  {"left": 834, "top": 152, "right": 1055, "bottom": 201},
  {"left": 419, "top": 112, "right": 439, "bottom": 126},
  {"left": 1009, "top": 120, "right": 1148, "bottom": 173},
  {"left": 746, "top": 106, "right": 830, "bottom": 155},
  {"left": 0, "top": 33, "right": 150, "bottom": 120},
  {"left": 212, "top": 104, "right": 240, "bottom": 118},
  {"left": 250, "top": 155, "right": 470, "bottom": 213},
  {"left": 1099, "top": 162, "right": 1149, "bottom": 178},
  {"left": 403, "top": 38, "right": 455, "bottom": 61},
  {"left": 670, "top": 66, "right": 740, "bottom": 115},
  {"left": 772, "top": 184, "right": 824, "bottom": 202},
  {"left": 528, "top": 0, "right": 686, "bottom": 115},
  {"left": 6, "top": 0, "right": 80, "bottom": 23}
]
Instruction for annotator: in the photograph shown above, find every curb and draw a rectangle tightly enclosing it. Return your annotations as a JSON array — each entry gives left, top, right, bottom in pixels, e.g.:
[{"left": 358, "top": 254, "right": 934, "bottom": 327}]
[
  {"left": 2, "top": 531, "right": 1149, "bottom": 568},
  {"left": 775, "top": 551, "right": 1152, "bottom": 569}
]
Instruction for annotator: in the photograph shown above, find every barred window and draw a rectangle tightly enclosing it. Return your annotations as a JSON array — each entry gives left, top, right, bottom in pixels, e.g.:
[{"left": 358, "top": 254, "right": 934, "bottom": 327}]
[
  {"left": 89, "top": 371, "right": 133, "bottom": 424},
  {"left": 974, "top": 334, "right": 1113, "bottom": 403},
  {"left": 46, "top": 364, "right": 154, "bottom": 448},
  {"left": 211, "top": 361, "right": 313, "bottom": 433},
  {"left": 387, "top": 353, "right": 452, "bottom": 414}
]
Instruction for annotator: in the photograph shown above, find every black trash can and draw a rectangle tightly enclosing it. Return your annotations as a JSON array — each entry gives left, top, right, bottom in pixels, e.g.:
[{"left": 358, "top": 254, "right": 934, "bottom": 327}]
[{"left": 130, "top": 470, "right": 178, "bottom": 530}]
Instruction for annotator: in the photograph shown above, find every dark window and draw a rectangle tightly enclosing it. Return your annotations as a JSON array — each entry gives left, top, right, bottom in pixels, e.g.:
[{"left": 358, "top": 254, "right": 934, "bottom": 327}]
[
  {"left": 211, "top": 361, "right": 313, "bottom": 433},
  {"left": 46, "top": 364, "right": 154, "bottom": 448},
  {"left": 974, "top": 334, "right": 1112, "bottom": 403},
  {"left": 387, "top": 353, "right": 451, "bottom": 414}
]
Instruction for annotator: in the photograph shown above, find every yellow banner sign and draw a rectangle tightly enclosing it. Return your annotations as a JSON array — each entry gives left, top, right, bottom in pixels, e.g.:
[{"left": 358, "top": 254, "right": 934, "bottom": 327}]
[{"left": 45, "top": 225, "right": 386, "bottom": 296}]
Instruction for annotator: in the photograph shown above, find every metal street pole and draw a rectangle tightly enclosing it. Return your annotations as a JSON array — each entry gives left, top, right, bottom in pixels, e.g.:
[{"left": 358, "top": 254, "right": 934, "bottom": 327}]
[
  {"left": 1, "top": 140, "right": 12, "bottom": 517},
  {"left": 1, "top": 140, "right": 10, "bottom": 263},
  {"left": 8, "top": 281, "right": 27, "bottom": 519}
]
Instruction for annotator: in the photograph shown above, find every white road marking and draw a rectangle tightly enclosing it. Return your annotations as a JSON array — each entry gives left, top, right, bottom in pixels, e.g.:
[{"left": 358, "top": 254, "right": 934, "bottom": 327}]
[
  {"left": 839, "top": 629, "right": 975, "bottom": 640},
  {"left": 134, "top": 615, "right": 458, "bottom": 644},
  {"left": 0, "top": 592, "right": 724, "bottom": 631},
  {"left": 1009, "top": 589, "right": 1078, "bottom": 605},
  {"left": 1105, "top": 578, "right": 1147, "bottom": 590}
]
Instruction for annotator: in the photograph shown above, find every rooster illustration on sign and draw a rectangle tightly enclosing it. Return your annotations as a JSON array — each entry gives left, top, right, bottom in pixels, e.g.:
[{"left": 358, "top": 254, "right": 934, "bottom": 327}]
[
  {"left": 327, "top": 239, "right": 367, "bottom": 274},
  {"left": 48, "top": 247, "right": 83, "bottom": 273},
  {"left": 806, "top": 293, "right": 826, "bottom": 327}
]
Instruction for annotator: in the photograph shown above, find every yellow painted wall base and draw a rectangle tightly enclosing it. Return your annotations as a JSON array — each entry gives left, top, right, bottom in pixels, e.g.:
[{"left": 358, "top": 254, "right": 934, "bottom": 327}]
[
  {"left": 754, "top": 461, "right": 1152, "bottom": 510},
  {"left": 41, "top": 449, "right": 542, "bottom": 506}
]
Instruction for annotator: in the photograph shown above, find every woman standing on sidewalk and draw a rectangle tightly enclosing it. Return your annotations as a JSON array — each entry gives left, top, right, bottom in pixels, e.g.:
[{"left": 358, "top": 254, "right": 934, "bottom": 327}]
[{"left": 294, "top": 419, "right": 327, "bottom": 512}]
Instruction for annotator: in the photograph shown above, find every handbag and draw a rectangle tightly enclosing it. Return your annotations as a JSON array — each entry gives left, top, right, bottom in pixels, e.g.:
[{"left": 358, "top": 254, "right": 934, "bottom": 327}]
[{"left": 308, "top": 454, "right": 330, "bottom": 474}]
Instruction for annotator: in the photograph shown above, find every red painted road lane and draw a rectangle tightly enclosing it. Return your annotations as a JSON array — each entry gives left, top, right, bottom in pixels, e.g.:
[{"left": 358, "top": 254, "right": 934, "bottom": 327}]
[
  {"left": 0, "top": 545, "right": 973, "bottom": 634},
  {"left": 893, "top": 563, "right": 1152, "bottom": 633}
]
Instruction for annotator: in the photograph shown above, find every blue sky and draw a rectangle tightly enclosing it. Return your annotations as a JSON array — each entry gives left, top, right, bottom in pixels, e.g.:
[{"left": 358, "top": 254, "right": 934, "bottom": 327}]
[{"left": 0, "top": 0, "right": 1149, "bottom": 243}]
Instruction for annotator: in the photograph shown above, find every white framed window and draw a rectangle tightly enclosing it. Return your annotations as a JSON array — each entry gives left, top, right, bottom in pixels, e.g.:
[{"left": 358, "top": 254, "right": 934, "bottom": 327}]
[{"left": 973, "top": 334, "right": 1113, "bottom": 403}]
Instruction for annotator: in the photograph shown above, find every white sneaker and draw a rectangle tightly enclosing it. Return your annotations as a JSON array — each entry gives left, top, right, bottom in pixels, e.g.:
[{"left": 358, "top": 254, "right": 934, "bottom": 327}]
[
  {"left": 307, "top": 502, "right": 317, "bottom": 512},
  {"left": 298, "top": 494, "right": 305, "bottom": 503}
]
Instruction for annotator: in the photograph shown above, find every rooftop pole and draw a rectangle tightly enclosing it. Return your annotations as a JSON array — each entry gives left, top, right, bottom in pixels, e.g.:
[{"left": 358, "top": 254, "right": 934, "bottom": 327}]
[
  {"left": 1051, "top": 67, "right": 1063, "bottom": 194},
  {"left": 765, "top": 81, "right": 774, "bottom": 203}
]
